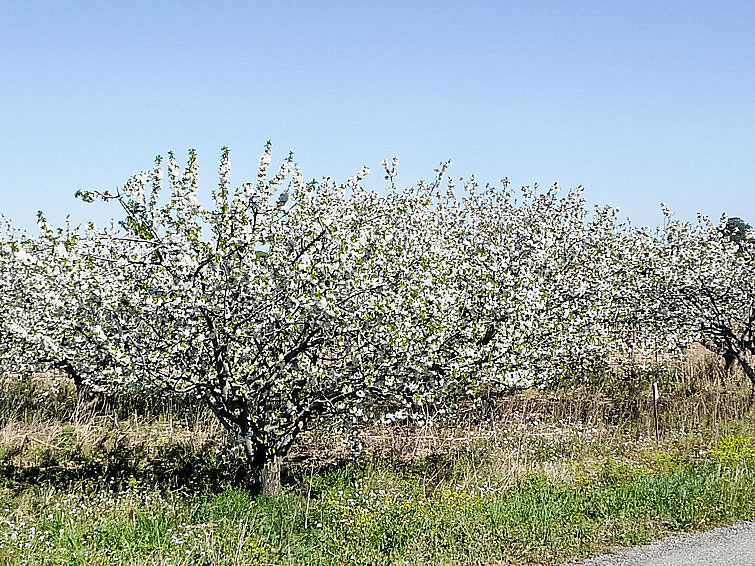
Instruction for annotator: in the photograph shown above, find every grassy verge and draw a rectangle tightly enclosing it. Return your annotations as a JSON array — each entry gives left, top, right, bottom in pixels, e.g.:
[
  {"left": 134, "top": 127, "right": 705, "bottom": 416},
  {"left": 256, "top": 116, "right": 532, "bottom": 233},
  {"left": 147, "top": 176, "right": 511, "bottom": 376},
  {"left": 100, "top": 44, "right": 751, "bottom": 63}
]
[
  {"left": 1, "top": 441, "right": 755, "bottom": 565},
  {"left": 1, "top": 349, "right": 754, "bottom": 565}
]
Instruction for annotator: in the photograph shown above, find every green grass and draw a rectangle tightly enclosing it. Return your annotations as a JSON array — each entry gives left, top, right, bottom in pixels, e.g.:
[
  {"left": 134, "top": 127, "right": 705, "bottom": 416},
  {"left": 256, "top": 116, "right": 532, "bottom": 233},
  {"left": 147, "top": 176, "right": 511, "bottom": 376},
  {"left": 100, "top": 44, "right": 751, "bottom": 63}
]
[{"left": 1, "top": 439, "right": 755, "bottom": 565}]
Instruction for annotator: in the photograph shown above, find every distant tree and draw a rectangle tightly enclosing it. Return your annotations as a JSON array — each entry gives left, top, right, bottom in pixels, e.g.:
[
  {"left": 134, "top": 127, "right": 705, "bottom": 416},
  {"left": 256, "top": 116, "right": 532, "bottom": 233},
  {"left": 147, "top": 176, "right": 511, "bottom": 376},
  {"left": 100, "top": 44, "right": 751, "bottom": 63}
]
[
  {"left": 723, "top": 216, "right": 753, "bottom": 247},
  {"left": 0, "top": 215, "right": 130, "bottom": 396},
  {"left": 657, "top": 213, "right": 755, "bottom": 388}
]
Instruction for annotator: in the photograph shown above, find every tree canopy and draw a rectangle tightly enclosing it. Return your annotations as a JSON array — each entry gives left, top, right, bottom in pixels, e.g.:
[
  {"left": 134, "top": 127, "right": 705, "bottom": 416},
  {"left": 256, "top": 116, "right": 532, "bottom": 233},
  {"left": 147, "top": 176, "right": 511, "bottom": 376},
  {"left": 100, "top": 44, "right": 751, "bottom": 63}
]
[{"left": 1, "top": 146, "right": 753, "bottom": 494}]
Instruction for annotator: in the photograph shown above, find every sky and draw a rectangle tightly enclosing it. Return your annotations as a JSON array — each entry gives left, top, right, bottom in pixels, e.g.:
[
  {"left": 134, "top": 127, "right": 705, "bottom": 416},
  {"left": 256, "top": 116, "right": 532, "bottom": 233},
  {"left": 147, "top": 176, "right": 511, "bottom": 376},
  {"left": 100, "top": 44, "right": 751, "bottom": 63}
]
[{"left": 1, "top": 1, "right": 754, "bottom": 232}]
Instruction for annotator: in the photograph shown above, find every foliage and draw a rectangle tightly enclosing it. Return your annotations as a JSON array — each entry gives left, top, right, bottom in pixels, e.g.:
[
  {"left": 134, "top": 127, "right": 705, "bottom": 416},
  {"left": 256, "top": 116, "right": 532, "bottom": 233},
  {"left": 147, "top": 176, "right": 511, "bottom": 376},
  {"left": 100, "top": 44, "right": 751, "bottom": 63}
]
[
  {"left": 711, "top": 436, "right": 755, "bottom": 468},
  {"left": 1, "top": 354, "right": 755, "bottom": 564},
  {"left": 723, "top": 216, "right": 753, "bottom": 246}
]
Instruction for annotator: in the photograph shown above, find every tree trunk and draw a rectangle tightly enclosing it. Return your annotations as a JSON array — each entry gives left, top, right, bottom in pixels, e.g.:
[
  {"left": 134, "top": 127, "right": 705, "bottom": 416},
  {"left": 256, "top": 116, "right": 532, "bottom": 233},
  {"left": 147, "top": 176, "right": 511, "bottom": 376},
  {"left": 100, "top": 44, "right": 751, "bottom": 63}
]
[
  {"left": 241, "top": 436, "right": 282, "bottom": 496},
  {"left": 55, "top": 360, "right": 96, "bottom": 403},
  {"left": 738, "top": 353, "right": 755, "bottom": 388},
  {"left": 54, "top": 360, "right": 83, "bottom": 389},
  {"left": 259, "top": 456, "right": 281, "bottom": 497}
]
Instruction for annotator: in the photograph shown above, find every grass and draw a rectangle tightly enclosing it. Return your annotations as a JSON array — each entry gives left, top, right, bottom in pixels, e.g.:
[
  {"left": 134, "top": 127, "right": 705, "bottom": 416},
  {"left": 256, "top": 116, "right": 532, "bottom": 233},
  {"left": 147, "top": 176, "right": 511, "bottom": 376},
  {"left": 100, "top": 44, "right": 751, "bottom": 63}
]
[
  {"left": 2, "top": 446, "right": 755, "bottom": 565},
  {"left": 1, "top": 346, "right": 754, "bottom": 565}
]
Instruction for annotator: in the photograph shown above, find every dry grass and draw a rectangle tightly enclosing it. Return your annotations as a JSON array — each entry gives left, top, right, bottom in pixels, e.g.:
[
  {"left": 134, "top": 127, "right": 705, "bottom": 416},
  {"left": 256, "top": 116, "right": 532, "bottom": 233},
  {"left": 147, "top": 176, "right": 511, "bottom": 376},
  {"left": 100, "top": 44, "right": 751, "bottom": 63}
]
[{"left": 1, "top": 343, "right": 752, "bottom": 486}]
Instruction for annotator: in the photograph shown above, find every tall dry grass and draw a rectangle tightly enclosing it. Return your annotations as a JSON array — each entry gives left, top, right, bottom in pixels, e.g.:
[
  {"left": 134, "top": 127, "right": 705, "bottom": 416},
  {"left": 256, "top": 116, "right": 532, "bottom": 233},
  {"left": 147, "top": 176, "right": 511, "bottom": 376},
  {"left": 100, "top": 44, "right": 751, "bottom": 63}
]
[{"left": 0, "top": 343, "right": 752, "bottom": 490}]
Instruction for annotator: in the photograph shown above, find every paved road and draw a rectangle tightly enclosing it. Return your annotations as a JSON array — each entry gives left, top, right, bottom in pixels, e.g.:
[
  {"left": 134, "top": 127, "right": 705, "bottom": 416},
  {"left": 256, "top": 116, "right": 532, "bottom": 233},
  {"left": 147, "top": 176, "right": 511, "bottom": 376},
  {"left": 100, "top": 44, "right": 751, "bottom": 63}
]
[{"left": 571, "top": 522, "right": 755, "bottom": 566}]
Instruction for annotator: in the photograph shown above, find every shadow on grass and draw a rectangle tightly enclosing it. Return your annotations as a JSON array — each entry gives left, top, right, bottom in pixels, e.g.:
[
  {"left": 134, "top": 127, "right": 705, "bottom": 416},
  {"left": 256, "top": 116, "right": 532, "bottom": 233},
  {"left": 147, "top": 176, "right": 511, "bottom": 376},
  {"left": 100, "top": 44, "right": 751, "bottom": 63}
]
[
  {"left": 0, "top": 441, "right": 257, "bottom": 495},
  {"left": 0, "top": 437, "right": 439, "bottom": 499}
]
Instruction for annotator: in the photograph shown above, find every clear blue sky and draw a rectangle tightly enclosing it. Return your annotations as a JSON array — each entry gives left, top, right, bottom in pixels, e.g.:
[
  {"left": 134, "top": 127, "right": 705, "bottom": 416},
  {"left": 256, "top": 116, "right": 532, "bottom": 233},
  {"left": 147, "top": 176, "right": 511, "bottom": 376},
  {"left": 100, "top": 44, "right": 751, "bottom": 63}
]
[{"left": 2, "top": 1, "right": 754, "bottom": 231}]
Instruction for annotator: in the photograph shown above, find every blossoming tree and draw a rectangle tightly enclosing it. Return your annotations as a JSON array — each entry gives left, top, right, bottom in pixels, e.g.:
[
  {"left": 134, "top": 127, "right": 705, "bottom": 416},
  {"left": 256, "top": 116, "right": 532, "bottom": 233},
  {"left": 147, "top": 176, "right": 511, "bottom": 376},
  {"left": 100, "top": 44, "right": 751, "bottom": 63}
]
[
  {"left": 4, "top": 143, "right": 753, "bottom": 496},
  {"left": 75, "top": 146, "right": 471, "bottom": 494},
  {"left": 655, "top": 213, "right": 755, "bottom": 386},
  {"left": 0, "top": 215, "right": 132, "bottom": 391}
]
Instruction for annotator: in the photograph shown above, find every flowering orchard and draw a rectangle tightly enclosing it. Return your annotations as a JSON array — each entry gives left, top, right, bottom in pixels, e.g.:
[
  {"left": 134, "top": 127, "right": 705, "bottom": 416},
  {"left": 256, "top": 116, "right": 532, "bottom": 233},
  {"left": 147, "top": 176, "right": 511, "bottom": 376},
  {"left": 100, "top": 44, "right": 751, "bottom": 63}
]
[{"left": 1, "top": 146, "right": 752, "bottom": 494}]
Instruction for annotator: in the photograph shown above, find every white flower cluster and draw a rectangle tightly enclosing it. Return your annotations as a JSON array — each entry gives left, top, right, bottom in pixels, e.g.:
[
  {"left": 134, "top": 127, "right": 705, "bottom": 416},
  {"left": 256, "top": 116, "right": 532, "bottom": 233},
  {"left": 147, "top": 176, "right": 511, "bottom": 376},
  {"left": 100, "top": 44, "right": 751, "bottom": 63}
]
[{"left": 1, "top": 147, "right": 753, "bottom": 481}]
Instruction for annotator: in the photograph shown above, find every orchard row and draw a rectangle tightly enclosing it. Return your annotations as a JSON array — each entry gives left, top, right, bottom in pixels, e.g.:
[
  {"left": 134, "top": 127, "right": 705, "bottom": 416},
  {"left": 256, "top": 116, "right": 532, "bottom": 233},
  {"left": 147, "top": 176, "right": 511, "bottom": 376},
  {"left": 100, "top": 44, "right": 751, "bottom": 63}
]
[{"left": 1, "top": 146, "right": 752, "bottom": 492}]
